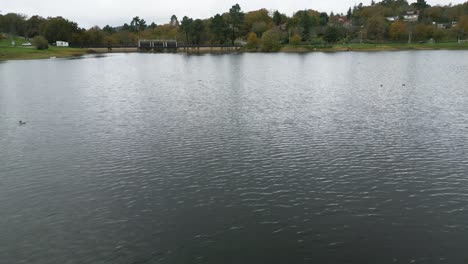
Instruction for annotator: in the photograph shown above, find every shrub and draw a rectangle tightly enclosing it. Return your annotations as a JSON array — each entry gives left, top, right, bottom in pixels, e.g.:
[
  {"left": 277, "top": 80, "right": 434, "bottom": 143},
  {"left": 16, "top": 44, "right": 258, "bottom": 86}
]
[
  {"left": 389, "top": 21, "right": 408, "bottom": 41},
  {"left": 33, "top": 36, "right": 49, "bottom": 50},
  {"left": 245, "top": 32, "right": 259, "bottom": 50},
  {"left": 261, "top": 29, "right": 281, "bottom": 52},
  {"left": 290, "top": 33, "right": 302, "bottom": 45},
  {"left": 324, "top": 27, "right": 340, "bottom": 43}
]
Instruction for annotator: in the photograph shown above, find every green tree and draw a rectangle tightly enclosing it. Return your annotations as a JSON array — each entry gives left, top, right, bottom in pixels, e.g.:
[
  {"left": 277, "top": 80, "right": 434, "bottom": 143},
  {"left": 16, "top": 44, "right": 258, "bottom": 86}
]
[
  {"left": 24, "top": 15, "right": 45, "bottom": 38},
  {"left": 102, "top": 25, "right": 115, "bottom": 34},
  {"left": 293, "top": 10, "right": 318, "bottom": 40},
  {"left": 365, "top": 16, "right": 388, "bottom": 40},
  {"left": 244, "top": 9, "right": 273, "bottom": 36},
  {"left": 170, "top": 15, "right": 179, "bottom": 26},
  {"left": 147, "top": 24, "right": 178, "bottom": 39},
  {"left": 319, "top": 12, "right": 329, "bottom": 26},
  {"left": 424, "top": 6, "right": 444, "bottom": 23},
  {"left": 130, "top": 16, "right": 140, "bottom": 32},
  {"left": 273, "top": 11, "right": 282, "bottom": 25},
  {"left": 389, "top": 21, "right": 408, "bottom": 40},
  {"left": 414, "top": 0, "right": 430, "bottom": 10},
  {"left": 130, "top": 16, "right": 146, "bottom": 32},
  {"left": 347, "top": 8, "right": 353, "bottom": 19},
  {"left": 432, "top": 28, "right": 450, "bottom": 41},
  {"left": 457, "top": 15, "right": 468, "bottom": 38},
  {"left": 251, "top": 21, "right": 269, "bottom": 36},
  {"left": 299, "top": 11, "right": 313, "bottom": 39},
  {"left": 1, "top": 13, "right": 27, "bottom": 36},
  {"left": 139, "top": 19, "right": 147, "bottom": 31},
  {"left": 324, "top": 26, "right": 340, "bottom": 43},
  {"left": 121, "top": 23, "right": 130, "bottom": 31},
  {"left": 86, "top": 26, "right": 106, "bottom": 46},
  {"left": 245, "top": 32, "right": 259, "bottom": 49},
  {"left": 113, "top": 30, "right": 138, "bottom": 45},
  {"left": 414, "top": 23, "right": 433, "bottom": 40},
  {"left": 191, "top": 19, "right": 204, "bottom": 45},
  {"left": 261, "top": 28, "right": 281, "bottom": 51},
  {"left": 180, "top": 16, "right": 193, "bottom": 44},
  {"left": 41, "top": 16, "right": 79, "bottom": 43},
  {"left": 71, "top": 30, "right": 88, "bottom": 47},
  {"left": 210, "top": 14, "right": 228, "bottom": 44},
  {"left": 228, "top": 4, "right": 245, "bottom": 45}
]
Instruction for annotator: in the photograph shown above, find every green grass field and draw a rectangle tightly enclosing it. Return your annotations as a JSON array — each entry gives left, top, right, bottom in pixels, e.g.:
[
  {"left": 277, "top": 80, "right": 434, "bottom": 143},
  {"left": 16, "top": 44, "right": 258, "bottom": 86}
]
[
  {"left": 0, "top": 46, "right": 90, "bottom": 61},
  {"left": 0, "top": 34, "right": 90, "bottom": 61},
  {"left": 0, "top": 35, "right": 31, "bottom": 46}
]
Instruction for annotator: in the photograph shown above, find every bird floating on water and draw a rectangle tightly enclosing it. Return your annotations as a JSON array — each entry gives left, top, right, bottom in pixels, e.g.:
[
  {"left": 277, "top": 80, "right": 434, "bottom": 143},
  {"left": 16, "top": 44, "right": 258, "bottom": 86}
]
[{"left": 19, "top": 121, "right": 26, "bottom": 125}]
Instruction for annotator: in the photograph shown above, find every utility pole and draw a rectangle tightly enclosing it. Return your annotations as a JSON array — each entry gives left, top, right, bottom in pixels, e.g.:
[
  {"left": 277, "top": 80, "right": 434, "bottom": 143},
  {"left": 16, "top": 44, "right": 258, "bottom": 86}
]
[
  {"left": 360, "top": 26, "right": 364, "bottom": 44},
  {"left": 408, "top": 23, "right": 413, "bottom": 44}
]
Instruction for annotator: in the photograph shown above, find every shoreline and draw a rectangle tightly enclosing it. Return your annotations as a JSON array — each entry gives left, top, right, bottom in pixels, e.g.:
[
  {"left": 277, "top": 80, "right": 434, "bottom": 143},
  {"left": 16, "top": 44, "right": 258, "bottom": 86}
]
[
  {"left": 1, "top": 43, "right": 468, "bottom": 61},
  {"left": 280, "top": 42, "right": 468, "bottom": 52}
]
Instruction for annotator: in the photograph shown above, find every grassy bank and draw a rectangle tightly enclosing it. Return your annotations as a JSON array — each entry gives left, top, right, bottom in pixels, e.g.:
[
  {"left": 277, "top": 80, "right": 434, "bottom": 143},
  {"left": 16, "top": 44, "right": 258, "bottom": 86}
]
[
  {"left": 0, "top": 35, "right": 31, "bottom": 46},
  {"left": 1, "top": 42, "right": 468, "bottom": 61},
  {"left": 281, "top": 42, "right": 468, "bottom": 52},
  {"left": 0, "top": 46, "right": 91, "bottom": 61}
]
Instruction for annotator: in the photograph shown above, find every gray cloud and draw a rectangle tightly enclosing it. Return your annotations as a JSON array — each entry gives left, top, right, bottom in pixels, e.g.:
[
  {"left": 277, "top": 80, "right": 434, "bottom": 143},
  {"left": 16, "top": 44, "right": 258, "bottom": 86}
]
[{"left": 1, "top": 0, "right": 465, "bottom": 28}]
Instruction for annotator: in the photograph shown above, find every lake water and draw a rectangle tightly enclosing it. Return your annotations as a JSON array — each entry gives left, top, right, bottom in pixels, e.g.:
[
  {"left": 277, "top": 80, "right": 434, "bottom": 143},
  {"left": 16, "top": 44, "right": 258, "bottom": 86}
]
[{"left": 1, "top": 51, "right": 468, "bottom": 264}]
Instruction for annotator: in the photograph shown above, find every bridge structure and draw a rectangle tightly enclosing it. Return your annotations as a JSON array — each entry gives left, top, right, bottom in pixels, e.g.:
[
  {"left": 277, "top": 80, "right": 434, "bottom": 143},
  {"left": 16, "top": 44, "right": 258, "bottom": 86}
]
[
  {"left": 138, "top": 39, "right": 178, "bottom": 50},
  {"left": 133, "top": 39, "right": 243, "bottom": 53}
]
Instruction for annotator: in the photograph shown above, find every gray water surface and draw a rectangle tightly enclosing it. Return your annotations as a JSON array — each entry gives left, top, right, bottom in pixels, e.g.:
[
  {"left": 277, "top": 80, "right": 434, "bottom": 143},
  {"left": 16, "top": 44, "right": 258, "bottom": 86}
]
[{"left": 1, "top": 52, "right": 468, "bottom": 264}]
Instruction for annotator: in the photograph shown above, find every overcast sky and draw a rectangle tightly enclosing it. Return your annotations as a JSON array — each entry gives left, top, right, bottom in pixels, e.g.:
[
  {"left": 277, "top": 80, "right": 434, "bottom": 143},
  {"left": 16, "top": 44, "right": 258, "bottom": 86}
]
[{"left": 1, "top": 0, "right": 465, "bottom": 28}]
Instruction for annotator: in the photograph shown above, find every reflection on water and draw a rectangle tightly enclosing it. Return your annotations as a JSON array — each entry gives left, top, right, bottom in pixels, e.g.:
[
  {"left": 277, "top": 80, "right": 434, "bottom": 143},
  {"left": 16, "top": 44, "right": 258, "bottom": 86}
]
[{"left": 1, "top": 51, "right": 468, "bottom": 264}]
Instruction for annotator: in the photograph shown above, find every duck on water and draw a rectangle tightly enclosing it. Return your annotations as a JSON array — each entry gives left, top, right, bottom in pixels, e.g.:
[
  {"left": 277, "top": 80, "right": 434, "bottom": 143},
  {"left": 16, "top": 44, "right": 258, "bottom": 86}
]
[{"left": 19, "top": 121, "right": 26, "bottom": 125}]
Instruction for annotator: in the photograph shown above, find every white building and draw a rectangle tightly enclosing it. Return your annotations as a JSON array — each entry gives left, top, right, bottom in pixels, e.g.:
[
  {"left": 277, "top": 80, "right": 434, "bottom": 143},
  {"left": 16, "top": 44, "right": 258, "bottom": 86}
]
[
  {"left": 404, "top": 15, "right": 418, "bottom": 22},
  {"left": 404, "top": 11, "right": 419, "bottom": 22},
  {"left": 56, "top": 41, "right": 69, "bottom": 47}
]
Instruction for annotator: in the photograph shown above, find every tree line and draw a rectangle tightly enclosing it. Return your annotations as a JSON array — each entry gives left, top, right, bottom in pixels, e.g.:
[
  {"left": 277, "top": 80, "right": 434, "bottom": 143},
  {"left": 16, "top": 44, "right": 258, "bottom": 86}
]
[{"left": 1, "top": 0, "right": 468, "bottom": 51}]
